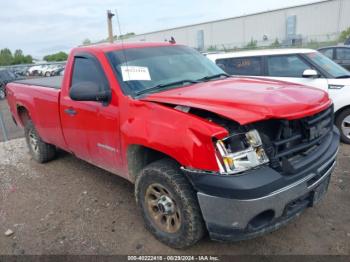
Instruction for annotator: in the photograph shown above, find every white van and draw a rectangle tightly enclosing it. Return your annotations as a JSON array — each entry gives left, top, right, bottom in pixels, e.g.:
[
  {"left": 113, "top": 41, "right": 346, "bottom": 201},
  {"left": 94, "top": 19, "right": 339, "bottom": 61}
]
[{"left": 207, "top": 49, "right": 350, "bottom": 144}]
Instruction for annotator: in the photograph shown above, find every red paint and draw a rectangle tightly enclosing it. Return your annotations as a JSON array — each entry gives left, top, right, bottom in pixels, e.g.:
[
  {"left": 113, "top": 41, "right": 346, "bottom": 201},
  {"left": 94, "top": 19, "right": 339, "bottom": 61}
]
[{"left": 6, "top": 43, "right": 332, "bottom": 179}]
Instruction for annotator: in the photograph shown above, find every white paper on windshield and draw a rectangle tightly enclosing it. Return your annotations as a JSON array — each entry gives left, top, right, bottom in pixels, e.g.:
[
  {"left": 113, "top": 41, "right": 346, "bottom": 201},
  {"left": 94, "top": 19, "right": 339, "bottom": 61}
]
[{"left": 121, "top": 66, "right": 151, "bottom": 81}]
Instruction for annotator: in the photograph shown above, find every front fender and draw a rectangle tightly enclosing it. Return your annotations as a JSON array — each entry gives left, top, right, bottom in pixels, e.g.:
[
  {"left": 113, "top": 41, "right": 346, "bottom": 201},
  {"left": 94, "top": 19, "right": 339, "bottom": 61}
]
[
  {"left": 120, "top": 100, "right": 228, "bottom": 172},
  {"left": 330, "top": 87, "right": 350, "bottom": 113}
]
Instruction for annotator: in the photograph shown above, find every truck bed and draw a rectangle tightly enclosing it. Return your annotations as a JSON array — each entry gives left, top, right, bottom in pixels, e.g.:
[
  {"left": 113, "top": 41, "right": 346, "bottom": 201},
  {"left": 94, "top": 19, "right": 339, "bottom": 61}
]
[
  {"left": 14, "top": 76, "right": 62, "bottom": 89},
  {"left": 6, "top": 78, "right": 67, "bottom": 150}
]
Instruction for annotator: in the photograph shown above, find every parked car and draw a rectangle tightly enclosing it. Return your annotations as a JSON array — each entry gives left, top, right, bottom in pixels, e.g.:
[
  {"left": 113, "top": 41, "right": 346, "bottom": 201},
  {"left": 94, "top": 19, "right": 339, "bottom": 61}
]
[
  {"left": 26, "top": 65, "right": 43, "bottom": 76},
  {"left": 0, "top": 69, "right": 18, "bottom": 99},
  {"left": 40, "top": 65, "right": 60, "bottom": 77},
  {"left": 6, "top": 43, "right": 339, "bottom": 248},
  {"left": 13, "top": 66, "right": 30, "bottom": 77},
  {"left": 318, "top": 45, "right": 350, "bottom": 70},
  {"left": 207, "top": 49, "right": 350, "bottom": 144},
  {"left": 51, "top": 65, "right": 65, "bottom": 76}
]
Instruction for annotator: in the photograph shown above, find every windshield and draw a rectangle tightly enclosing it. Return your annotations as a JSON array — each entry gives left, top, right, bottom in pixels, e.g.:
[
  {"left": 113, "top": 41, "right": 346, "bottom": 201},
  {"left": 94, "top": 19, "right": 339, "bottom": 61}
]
[
  {"left": 305, "top": 52, "right": 350, "bottom": 78},
  {"left": 107, "top": 45, "right": 225, "bottom": 95}
]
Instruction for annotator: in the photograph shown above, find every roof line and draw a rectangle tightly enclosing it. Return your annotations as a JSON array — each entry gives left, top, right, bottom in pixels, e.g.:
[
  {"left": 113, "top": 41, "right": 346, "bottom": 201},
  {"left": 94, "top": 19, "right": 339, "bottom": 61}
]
[{"left": 134, "top": 0, "right": 332, "bottom": 36}]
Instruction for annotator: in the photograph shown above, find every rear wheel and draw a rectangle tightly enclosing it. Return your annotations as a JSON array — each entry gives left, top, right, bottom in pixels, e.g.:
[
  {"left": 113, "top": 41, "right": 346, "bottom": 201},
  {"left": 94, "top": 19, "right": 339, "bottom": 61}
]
[
  {"left": 336, "top": 108, "right": 350, "bottom": 144},
  {"left": 25, "top": 120, "right": 56, "bottom": 163},
  {"left": 135, "top": 159, "right": 205, "bottom": 249}
]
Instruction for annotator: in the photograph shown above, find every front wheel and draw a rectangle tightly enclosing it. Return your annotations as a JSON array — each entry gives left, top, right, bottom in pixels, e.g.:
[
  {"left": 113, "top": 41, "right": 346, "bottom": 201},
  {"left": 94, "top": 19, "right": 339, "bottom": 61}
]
[
  {"left": 336, "top": 108, "right": 350, "bottom": 144},
  {"left": 135, "top": 159, "right": 205, "bottom": 249}
]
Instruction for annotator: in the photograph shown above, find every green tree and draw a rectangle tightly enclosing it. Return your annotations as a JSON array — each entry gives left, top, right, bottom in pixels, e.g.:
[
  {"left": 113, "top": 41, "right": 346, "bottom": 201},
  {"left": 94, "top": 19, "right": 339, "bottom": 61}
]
[
  {"left": 269, "top": 38, "right": 281, "bottom": 48},
  {"left": 0, "top": 48, "right": 33, "bottom": 65},
  {"left": 13, "top": 49, "right": 24, "bottom": 64},
  {"left": 339, "top": 27, "right": 350, "bottom": 43},
  {"left": 23, "top": 55, "right": 33, "bottom": 64},
  {"left": 0, "top": 48, "right": 13, "bottom": 65},
  {"left": 43, "top": 51, "right": 68, "bottom": 62},
  {"left": 82, "top": 38, "right": 92, "bottom": 45},
  {"left": 207, "top": 45, "right": 218, "bottom": 52},
  {"left": 244, "top": 38, "right": 258, "bottom": 49}
]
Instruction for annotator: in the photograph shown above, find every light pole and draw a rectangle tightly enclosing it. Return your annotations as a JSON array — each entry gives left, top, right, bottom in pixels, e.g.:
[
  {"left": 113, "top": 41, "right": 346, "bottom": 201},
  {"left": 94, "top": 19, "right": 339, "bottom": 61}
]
[{"left": 107, "top": 10, "right": 115, "bottom": 43}]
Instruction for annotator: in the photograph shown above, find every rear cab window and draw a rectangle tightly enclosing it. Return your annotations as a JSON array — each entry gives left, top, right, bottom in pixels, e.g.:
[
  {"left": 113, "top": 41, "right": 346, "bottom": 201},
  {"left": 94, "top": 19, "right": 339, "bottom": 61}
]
[{"left": 215, "top": 57, "right": 263, "bottom": 76}]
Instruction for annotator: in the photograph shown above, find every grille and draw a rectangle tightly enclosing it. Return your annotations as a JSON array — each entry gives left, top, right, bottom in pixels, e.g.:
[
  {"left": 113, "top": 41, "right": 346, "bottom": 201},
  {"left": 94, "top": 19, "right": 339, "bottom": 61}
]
[{"left": 254, "top": 106, "right": 334, "bottom": 175}]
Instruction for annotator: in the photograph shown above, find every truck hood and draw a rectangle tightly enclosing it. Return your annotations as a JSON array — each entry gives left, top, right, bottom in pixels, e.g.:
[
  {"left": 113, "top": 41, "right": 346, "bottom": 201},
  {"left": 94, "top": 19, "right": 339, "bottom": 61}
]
[{"left": 141, "top": 77, "right": 331, "bottom": 125}]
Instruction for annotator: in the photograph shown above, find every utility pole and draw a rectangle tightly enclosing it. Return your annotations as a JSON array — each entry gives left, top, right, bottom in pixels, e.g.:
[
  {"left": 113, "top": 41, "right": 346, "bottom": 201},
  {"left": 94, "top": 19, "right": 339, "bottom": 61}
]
[{"left": 107, "top": 10, "right": 115, "bottom": 43}]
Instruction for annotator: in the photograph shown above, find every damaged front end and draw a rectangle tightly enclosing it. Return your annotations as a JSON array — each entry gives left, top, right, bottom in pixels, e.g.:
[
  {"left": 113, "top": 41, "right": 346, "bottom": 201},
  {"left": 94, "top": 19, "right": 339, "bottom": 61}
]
[{"left": 171, "top": 103, "right": 339, "bottom": 242}]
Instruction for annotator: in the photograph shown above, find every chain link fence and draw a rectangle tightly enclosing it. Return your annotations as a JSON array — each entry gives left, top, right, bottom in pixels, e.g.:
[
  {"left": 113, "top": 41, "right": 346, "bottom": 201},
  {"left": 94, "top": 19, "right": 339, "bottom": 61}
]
[{"left": 0, "top": 100, "right": 23, "bottom": 142}]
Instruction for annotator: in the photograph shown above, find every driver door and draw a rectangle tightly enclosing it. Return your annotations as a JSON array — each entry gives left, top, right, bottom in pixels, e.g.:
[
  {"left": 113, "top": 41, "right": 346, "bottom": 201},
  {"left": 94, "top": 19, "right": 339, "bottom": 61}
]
[{"left": 60, "top": 54, "right": 121, "bottom": 172}]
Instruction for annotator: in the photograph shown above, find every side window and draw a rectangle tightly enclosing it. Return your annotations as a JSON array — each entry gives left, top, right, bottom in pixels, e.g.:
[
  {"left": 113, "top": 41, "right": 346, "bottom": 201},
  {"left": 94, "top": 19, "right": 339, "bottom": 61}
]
[
  {"left": 216, "top": 57, "right": 263, "bottom": 76},
  {"left": 319, "top": 48, "right": 333, "bottom": 59},
  {"left": 71, "top": 56, "right": 109, "bottom": 91},
  {"left": 336, "top": 48, "right": 350, "bottom": 60},
  {"left": 267, "top": 55, "right": 310, "bottom": 77}
]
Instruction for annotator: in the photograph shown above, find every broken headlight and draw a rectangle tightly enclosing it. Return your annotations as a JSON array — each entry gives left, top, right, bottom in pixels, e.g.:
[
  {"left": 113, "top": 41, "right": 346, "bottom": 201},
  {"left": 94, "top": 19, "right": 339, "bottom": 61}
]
[{"left": 215, "top": 129, "right": 269, "bottom": 175}]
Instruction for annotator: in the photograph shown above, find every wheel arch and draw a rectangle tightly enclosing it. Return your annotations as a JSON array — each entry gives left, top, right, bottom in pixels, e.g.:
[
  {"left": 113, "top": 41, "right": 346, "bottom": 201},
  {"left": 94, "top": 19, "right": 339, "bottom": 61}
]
[
  {"left": 334, "top": 104, "right": 350, "bottom": 121},
  {"left": 127, "top": 144, "right": 181, "bottom": 182},
  {"left": 16, "top": 104, "right": 31, "bottom": 126}
]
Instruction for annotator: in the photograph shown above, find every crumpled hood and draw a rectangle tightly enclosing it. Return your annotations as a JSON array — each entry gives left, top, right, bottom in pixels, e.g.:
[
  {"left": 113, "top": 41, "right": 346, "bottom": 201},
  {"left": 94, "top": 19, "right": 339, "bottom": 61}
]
[{"left": 141, "top": 77, "right": 331, "bottom": 125}]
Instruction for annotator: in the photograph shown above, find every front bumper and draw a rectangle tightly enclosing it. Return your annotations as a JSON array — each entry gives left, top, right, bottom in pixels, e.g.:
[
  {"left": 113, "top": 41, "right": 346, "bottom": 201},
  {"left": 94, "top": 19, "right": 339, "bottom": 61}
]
[{"left": 183, "top": 127, "right": 339, "bottom": 241}]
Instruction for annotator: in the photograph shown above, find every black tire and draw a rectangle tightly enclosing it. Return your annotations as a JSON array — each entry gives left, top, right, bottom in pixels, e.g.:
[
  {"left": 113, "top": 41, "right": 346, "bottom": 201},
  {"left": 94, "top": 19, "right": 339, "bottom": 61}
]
[
  {"left": 335, "top": 108, "right": 350, "bottom": 144},
  {"left": 24, "top": 120, "right": 56, "bottom": 163},
  {"left": 135, "top": 159, "right": 206, "bottom": 249}
]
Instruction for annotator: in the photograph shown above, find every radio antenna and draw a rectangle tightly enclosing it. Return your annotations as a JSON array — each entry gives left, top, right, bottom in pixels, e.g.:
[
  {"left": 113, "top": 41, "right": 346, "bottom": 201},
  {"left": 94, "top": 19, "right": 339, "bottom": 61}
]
[
  {"left": 114, "top": 9, "right": 131, "bottom": 84},
  {"left": 114, "top": 9, "right": 130, "bottom": 85}
]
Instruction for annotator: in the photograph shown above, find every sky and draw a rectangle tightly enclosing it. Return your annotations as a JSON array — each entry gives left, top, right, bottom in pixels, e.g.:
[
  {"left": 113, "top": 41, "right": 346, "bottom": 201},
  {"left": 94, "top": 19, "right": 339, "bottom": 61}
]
[{"left": 0, "top": 0, "right": 319, "bottom": 59}]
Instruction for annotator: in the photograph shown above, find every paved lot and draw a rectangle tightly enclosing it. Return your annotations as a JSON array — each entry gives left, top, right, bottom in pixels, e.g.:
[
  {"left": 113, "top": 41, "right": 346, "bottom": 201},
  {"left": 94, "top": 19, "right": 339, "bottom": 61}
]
[{"left": 0, "top": 100, "right": 349, "bottom": 255}]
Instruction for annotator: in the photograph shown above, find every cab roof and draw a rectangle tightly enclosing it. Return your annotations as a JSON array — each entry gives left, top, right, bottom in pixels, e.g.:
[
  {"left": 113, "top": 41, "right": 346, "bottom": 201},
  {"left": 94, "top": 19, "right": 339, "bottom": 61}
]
[{"left": 73, "top": 42, "right": 176, "bottom": 53}]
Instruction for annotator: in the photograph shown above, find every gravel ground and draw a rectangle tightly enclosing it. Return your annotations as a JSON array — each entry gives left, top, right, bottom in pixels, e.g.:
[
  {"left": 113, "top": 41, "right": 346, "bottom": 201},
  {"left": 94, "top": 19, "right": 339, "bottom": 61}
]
[{"left": 0, "top": 138, "right": 349, "bottom": 255}]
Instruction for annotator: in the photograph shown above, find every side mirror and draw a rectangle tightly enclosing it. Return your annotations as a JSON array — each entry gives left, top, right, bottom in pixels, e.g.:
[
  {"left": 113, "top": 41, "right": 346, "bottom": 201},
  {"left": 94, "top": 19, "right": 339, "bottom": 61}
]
[
  {"left": 70, "top": 81, "right": 111, "bottom": 103},
  {"left": 302, "top": 69, "right": 319, "bottom": 78}
]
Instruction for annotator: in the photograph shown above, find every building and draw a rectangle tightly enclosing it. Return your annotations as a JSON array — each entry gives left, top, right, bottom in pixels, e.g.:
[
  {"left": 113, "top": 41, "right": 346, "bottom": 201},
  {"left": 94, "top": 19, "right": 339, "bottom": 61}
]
[{"left": 125, "top": 0, "right": 350, "bottom": 51}]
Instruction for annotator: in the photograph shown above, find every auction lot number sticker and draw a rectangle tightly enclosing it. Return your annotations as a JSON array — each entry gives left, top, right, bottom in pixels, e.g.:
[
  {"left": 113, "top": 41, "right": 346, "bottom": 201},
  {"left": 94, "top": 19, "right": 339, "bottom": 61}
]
[{"left": 121, "top": 66, "right": 151, "bottom": 81}]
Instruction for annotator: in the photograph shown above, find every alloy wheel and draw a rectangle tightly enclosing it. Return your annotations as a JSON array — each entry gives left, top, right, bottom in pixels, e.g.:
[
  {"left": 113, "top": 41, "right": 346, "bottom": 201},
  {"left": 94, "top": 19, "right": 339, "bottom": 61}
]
[{"left": 145, "top": 183, "right": 181, "bottom": 234}]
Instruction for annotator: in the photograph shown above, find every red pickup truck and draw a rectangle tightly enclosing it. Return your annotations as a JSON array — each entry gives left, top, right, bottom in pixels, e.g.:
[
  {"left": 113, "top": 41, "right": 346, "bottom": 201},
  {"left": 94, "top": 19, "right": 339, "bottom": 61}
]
[{"left": 6, "top": 42, "right": 339, "bottom": 248}]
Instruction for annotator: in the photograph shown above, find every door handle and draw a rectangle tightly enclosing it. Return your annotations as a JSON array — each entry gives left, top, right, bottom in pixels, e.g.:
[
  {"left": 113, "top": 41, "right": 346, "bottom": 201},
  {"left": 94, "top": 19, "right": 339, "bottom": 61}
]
[{"left": 64, "top": 108, "right": 77, "bottom": 116}]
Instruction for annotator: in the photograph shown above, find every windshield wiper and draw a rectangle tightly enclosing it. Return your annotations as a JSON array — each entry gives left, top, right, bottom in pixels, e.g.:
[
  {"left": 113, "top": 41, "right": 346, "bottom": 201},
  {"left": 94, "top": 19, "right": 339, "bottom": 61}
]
[
  {"left": 336, "top": 75, "right": 350, "bottom": 79},
  {"left": 135, "top": 79, "right": 200, "bottom": 96},
  {"left": 196, "top": 73, "right": 231, "bottom": 82}
]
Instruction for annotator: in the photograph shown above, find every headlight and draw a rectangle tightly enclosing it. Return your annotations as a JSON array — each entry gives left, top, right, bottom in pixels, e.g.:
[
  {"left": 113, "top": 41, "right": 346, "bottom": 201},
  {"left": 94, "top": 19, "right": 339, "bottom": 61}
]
[{"left": 215, "top": 129, "right": 269, "bottom": 175}]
